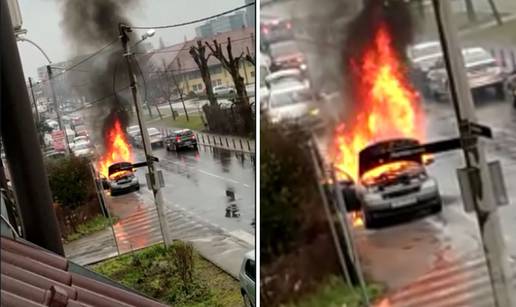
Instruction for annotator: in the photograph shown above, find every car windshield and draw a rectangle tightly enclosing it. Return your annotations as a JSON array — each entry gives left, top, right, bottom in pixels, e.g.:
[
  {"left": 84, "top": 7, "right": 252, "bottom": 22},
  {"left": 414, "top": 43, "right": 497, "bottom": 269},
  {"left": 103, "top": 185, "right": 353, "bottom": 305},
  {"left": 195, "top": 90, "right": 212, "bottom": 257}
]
[
  {"left": 270, "top": 41, "right": 299, "bottom": 58},
  {"left": 148, "top": 128, "right": 160, "bottom": 136},
  {"left": 361, "top": 161, "right": 424, "bottom": 186},
  {"left": 464, "top": 49, "right": 496, "bottom": 68},
  {"left": 270, "top": 88, "right": 312, "bottom": 108}
]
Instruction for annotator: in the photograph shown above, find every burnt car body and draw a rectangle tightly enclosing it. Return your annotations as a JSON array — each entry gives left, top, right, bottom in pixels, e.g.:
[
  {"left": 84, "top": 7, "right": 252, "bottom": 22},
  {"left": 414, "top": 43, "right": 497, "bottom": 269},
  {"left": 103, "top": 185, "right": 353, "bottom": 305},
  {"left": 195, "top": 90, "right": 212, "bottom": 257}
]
[
  {"left": 107, "top": 162, "right": 139, "bottom": 196},
  {"left": 164, "top": 129, "right": 198, "bottom": 151},
  {"left": 356, "top": 138, "right": 442, "bottom": 228}
]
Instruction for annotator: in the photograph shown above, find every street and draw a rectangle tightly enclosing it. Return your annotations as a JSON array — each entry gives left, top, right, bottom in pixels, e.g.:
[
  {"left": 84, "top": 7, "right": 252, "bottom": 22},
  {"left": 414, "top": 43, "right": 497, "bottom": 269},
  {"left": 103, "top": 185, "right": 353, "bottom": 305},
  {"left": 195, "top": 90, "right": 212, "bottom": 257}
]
[{"left": 262, "top": 0, "right": 516, "bottom": 305}]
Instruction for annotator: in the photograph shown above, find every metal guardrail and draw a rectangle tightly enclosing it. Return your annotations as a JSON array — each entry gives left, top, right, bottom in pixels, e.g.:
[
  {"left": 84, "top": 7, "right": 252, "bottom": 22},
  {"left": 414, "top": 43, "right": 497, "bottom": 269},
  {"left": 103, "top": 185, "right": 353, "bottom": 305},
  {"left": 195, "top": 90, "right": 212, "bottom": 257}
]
[{"left": 158, "top": 128, "right": 255, "bottom": 153}]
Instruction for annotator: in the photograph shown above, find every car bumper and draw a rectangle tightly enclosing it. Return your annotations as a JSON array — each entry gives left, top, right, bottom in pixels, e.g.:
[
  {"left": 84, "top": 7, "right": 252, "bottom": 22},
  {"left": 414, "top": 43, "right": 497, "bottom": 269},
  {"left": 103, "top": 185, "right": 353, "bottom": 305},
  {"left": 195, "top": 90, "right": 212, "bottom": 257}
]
[
  {"left": 110, "top": 182, "right": 139, "bottom": 194},
  {"left": 176, "top": 140, "right": 197, "bottom": 148},
  {"left": 364, "top": 191, "right": 441, "bottom": 219}
]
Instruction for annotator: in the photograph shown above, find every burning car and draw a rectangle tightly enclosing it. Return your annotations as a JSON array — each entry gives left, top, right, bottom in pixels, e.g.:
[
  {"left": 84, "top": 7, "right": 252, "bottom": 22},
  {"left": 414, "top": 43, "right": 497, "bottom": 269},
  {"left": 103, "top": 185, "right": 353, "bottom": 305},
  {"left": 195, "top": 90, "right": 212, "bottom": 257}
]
[
  {"left": 107, "top": 162, "right": 139, "bottom": 196},
  {"left": 356, "top": 138, "right": 441, "bottom": 228}
]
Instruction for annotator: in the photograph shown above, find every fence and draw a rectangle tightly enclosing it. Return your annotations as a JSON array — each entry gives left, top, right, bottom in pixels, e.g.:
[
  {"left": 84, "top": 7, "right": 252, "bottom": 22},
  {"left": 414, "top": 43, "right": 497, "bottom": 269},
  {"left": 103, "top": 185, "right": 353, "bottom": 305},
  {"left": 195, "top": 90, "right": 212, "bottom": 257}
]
[{"left": 158, "top": 128, "right": 255, "bottom": 153}]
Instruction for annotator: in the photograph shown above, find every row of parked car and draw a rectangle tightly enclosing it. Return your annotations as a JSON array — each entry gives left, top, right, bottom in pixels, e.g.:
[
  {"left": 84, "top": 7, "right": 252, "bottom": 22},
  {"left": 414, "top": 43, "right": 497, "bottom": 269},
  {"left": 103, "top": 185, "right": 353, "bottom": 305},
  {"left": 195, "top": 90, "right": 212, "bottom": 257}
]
[{"left": 125, "top": 126, "right": 198, "bottom": 152}]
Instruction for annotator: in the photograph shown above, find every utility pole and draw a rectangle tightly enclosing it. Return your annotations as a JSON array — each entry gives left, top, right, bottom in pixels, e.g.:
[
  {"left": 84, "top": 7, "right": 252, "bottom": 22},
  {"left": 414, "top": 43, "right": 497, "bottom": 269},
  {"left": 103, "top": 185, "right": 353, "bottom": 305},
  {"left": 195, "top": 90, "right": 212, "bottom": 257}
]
[
  {"left": 433, "top": 0, "right": 515, "bottom": 306},
  {"left": 1, "top": 0, "right": 63, "bottom": 255},
  {"left": 119, "top": 23, "right": 171, "bottom": 247},
  {"left": 46, "top": 65, "right": 70, "bottom": 155},
  {"left": 28, "top": 77, "right": 39, "bottom": 123}
]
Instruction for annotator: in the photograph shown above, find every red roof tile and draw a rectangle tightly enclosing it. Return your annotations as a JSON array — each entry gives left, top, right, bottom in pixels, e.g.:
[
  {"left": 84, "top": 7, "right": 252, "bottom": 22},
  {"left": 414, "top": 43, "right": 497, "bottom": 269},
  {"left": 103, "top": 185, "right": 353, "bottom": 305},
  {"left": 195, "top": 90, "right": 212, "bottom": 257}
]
[{"left": 1, "top": 236, "right": 168, "bottom": 307}]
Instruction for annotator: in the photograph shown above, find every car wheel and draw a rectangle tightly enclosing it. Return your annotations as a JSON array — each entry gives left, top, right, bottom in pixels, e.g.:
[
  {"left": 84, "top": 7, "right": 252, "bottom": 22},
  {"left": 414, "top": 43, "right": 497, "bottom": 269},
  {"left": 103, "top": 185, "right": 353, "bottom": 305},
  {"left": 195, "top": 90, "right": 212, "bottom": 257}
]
[
  {"left": 172, "top": 143, "right": 177, "bottom": 151},
  {"left": 431, "top": 199, "right": 443, "bottom": 214},
  {"left": 166, "top": 144, "right": 170, "bottom": 151},
  {"left": 242, "top": 293, "right": 253, "bottom": 307},
  {"left": 494, "top": 83, "right": 505, "bottom": 99},
  {"left": 363, "top": 210, "right": 378, "bottom": 229}
]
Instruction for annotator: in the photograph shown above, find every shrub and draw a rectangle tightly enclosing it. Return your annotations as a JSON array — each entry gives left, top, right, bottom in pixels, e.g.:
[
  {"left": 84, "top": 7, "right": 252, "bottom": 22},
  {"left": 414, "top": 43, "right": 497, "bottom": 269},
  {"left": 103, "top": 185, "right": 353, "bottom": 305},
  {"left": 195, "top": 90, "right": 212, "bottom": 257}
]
[
  {"left": 46, "top": 156, "right": 96, "bottom": 210},
  {"left": 260, "top": 120, "right": 322, "bottom": 264}
]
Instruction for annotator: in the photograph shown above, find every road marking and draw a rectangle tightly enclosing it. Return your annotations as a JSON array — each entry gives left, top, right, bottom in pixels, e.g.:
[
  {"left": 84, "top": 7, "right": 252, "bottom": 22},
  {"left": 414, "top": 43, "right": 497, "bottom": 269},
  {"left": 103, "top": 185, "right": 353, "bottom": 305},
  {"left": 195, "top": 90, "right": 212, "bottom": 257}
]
[{"left": 198, "top": 170, "right": 240, "bottom": 184}]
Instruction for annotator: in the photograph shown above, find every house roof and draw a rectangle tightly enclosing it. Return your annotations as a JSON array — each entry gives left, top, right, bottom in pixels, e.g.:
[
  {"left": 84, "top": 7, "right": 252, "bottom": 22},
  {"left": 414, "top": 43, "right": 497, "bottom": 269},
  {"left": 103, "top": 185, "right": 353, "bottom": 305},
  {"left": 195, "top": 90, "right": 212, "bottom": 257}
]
[
  {"left": 145, "top": 26, "right": 255, "bottom": 74},
  {"left": 0, "top": 235, "right": 167, "bottom": 307}
]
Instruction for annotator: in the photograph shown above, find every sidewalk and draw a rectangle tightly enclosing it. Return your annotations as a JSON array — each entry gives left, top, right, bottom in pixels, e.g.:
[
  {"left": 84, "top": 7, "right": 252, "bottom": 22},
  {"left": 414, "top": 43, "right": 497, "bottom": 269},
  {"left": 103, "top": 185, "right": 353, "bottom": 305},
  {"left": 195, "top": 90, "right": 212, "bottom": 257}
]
[{"left": 63, "top": 194, "right": 254, "bottom": 279}]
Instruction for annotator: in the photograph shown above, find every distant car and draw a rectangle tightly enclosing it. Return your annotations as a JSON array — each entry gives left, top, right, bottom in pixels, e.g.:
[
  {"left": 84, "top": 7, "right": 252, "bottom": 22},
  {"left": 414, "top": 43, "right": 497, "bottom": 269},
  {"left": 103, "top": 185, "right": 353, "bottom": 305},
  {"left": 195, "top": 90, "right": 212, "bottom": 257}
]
[
  {"left": 266, "top": 83, "right": 323, "bottom": 129},
  {"left": 126, "top": 125, "right": 141, "bottom": 144},
  {"left": 72, "top": 141, "right": 96, "bottom": 159},
  {"left": 134, "top": 128, "right": 164, "bottom": 148},
  {"left": 265, "top": 68, "right": 309, "bottom": 89},
  {"left": 261, "top": 18, "right": 294, "bottom": 49},
  {"left": 107, "top": 162, "right": 139, "bottom": 196},
  {"left": 356, "top": 138, "right": 442, "bottom": 228},
  {"left": 213, "top": 85, "right": 235, "bottom": 96},
  {"left": 407, "top": 41, "right": 443, "bottom": 73},
  {"left": 239, "top": 250, "right": 255, "bottom": 307},
  {"left": 269, "top": 40, "right": 306, "bottom": 72},
  {"left": 73, "top": 136, "right": 90, "bottom": 145},
  {"left": 165, "top": 129, "right": 197, "bottom": 151},
  {"left": 427, "top": 47, "right": 506, "bottom": 100},
  {"left": 74, "top": 125, "right": 89, "bottom": 137}
]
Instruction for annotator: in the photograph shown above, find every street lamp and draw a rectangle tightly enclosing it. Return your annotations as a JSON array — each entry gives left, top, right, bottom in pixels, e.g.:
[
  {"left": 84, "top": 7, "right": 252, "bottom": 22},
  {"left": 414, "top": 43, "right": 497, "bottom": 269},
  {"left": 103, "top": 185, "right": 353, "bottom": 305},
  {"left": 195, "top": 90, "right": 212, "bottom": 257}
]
[{"left": 134, "top": 29, "right": 155, "bottom": 47}]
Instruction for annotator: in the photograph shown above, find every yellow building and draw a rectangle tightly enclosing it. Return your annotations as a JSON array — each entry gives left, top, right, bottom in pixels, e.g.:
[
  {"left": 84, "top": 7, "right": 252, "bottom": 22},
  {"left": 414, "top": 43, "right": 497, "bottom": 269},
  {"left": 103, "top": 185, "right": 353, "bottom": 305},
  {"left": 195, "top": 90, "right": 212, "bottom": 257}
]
[{"left": 146, "top": 27, "right": 255, "bottom": 96}]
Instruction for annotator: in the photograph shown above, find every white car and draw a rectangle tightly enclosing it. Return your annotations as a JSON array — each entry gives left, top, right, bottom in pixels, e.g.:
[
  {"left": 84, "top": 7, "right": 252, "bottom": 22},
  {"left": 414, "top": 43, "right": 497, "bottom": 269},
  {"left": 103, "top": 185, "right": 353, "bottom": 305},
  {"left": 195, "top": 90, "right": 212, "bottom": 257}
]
[
  {"left": 246, "top": 84, "right": 255, "bottom": 97},
  {"left": 239, "top": 250, "right": 255, "bottom": 307},
  {"left": 126, "top": 125, "right": 140, "bottom": 144},
  {"left": 72, "top": 141, "right": 96, "bottom": 158},
  {"left": 266, "top": 83, "right": 322, "bottom": 128},
  {"left": 427, "top": 47, "right": 506, "bottom": 100},
  {"left": 407, "top": 41, "right": 443, "bottom": 73},
  {"left": 134, "top": 128, "right": 164, "bottom": 148},
  {"left": 265, "top": 68, "right": 308, "bottom": 88},
  {"left": 213, "top": 85, "right": 235, "bottom": 96}
]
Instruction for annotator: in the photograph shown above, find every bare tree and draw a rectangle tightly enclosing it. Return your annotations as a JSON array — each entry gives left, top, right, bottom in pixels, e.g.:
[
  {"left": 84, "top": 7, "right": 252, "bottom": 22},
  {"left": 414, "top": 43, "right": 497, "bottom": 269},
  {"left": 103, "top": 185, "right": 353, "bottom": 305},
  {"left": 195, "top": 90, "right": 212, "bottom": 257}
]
[
  {"left": 245, "top": 46, "right": 255, "bottom": 66},
  {"left": 166, "top": 62, "right": 190, "bottom": 121},
  {"left": 206, "top": 37, "right": 249, "bottom": 105},
  {"left": 189, "top": 41, "right": 217, "bottom": 107}
]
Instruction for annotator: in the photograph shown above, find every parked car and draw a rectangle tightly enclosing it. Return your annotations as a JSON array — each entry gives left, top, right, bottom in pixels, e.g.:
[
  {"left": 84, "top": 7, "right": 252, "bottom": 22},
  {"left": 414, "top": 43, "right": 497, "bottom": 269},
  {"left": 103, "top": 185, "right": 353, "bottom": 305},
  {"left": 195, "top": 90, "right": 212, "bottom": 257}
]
[
  {"left": 73, "top": 136, "right": 90, "bottom": 145},
  {"left": 134, "top": 128, "right": 164, "bottom": 148},
  {"left": 407, "top": 41, "right": 443, "bottom": 73},
  {"left": 265, "top": 68, "right": 309, "bottom": 89},
  {"left": 74, "top": 125, "right": 89, "bottom": 137},
  {"left": 165, "top": 129, "right": 197, "bottom": 151},
  {"left": 107, "top": 162, "right": 139, "bottom": 196},
  {"left": 126, "top": 125, "right": 141, "bottom": 144},
  {"left": 266, "top": 83, "right": 323, "bottom": 129},
  {"left": 269, "top": 40, "right": 306, "bottom": 72},
  {"left": 72, "top": 141, "right": 96, "bottom": 159},
  {"left": 427, "top": 47, "right": 506, "bottom": 100},
  {"left": 213, "top": 85, "right": 235, "bottom": 96},
  {"left": 246, "top": 84, "right": 255, "bottom": 97},
  {"left": 239, "top": 250, "right": 255, "bottom": 307},
  {"left": 356, "top": 138, "right": 442, "bottom": 228}
]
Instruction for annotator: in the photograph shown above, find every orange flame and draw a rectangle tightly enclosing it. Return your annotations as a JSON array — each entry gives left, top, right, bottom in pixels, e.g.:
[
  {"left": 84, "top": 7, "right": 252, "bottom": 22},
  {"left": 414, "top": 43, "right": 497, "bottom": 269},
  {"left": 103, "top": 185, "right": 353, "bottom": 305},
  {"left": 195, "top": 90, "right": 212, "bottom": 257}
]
[
  {"left": 350, "top": 211, "right": 364, "bottom": 227},
  {"left": 97, "top": 117, "right": 133, "bottom": 177},
  {"left": 333, "top": 23, "right": 426, "bottom": 181}
]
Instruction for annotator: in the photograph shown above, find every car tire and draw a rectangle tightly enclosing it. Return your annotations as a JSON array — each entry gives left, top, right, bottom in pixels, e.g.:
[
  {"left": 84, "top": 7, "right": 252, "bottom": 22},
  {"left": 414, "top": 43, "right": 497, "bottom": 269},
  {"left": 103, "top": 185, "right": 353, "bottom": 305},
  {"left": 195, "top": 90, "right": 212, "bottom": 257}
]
[
  {"left": 166, "top": 144, "right": 170, "bottom": 151},
  {"left": 494, "top": 83, "right": 505, "bottom": 99},
  {"left": 172, "top": 143, "right": 177, "bottom": 151},
  {"left": 242, "top": 293, "right": 253, "bottom": 307},
  {"left": 363, "top": 210, "right": 378, "bottom": 229},
  {"left": 431, "top": 199, "right": 443, "bottom": 214}
]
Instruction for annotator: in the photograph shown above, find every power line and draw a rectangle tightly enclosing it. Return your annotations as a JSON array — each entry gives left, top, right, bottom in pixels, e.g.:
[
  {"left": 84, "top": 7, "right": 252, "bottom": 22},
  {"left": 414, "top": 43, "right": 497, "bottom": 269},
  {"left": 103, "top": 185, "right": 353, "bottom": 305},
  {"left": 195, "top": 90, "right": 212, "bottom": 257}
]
[
  {"left": 133, "top": 36, "right": 253, "bottom": 55},
  {"left": 128, "top": 2, "right": 255, "bottom": 30}
]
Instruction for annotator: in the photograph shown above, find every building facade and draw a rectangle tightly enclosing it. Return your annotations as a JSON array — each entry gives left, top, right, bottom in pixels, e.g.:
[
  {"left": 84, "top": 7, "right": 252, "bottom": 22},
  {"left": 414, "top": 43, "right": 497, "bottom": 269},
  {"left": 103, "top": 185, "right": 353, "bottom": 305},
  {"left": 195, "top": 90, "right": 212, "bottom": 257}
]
[{"left": 195, "top": 11, "right": 246, "bottom": 38}]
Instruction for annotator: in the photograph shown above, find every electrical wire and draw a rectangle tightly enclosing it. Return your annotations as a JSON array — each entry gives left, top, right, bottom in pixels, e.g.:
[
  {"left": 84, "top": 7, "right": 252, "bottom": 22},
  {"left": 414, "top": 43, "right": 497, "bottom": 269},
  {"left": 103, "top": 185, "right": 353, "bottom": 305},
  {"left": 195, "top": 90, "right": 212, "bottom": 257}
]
[
  {"left": 129, "top": 2, "right": 255, "bottom": 30},
  {"left": 133, "top": 36, "right": 253, "bottom": 55},
  {"left": 43, "top": 38, "right": 119, "bottom": 83}
]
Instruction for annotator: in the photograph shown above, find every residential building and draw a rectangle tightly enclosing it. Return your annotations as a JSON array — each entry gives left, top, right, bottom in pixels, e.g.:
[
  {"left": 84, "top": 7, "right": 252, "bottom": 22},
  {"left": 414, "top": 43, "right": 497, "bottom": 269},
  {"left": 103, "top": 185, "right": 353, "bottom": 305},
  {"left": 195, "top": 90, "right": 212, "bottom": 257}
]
[
  {"left": 145, "top": 27, "right": 255, "bottom": 98},
  {"left": 195, "top": 10, "right": 246, "bottom": 38},
  {"left": 245, "top": 0, "right": 255, "bottom": 27}
]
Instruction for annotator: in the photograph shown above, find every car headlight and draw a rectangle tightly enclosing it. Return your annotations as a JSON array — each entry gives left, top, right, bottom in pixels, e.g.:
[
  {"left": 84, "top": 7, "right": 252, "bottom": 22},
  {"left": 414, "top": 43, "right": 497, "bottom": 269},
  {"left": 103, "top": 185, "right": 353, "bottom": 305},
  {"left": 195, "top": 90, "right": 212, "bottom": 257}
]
[
  {"left": 310, "top": 108, "right": 320, "bottom": 116},
  {"left": 270, "top": 115, "right": 281, "bottom": 123},
  {"left": 363, "top": 192, "right": 382, "bottom": 203},
  {"left": 300, "top": 63, "right": 307, "bottom": 70}
]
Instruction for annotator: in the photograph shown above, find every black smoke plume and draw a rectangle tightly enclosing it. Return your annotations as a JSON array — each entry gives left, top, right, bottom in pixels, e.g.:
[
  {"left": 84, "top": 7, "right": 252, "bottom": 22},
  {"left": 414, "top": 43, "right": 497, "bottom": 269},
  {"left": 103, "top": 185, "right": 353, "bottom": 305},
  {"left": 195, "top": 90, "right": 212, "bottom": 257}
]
[{"left": 58, "top": 0, "right": 139, "bottom": 149}]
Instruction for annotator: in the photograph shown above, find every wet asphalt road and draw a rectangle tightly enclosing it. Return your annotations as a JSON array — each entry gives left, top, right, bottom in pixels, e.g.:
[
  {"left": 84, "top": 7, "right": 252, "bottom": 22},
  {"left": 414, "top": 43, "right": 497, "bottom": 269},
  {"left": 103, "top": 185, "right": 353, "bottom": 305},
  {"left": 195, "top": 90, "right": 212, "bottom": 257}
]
[{"left": 131, "top": 144, "right": 256, "bottom": 235}]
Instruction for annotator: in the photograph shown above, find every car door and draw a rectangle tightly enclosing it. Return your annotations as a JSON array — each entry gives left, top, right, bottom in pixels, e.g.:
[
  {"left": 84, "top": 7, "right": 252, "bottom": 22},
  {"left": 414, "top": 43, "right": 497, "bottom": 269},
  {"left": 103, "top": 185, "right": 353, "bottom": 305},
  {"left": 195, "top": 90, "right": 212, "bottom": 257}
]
[{"left": 243, "top": 259, "right": 256, "bottom": 305}]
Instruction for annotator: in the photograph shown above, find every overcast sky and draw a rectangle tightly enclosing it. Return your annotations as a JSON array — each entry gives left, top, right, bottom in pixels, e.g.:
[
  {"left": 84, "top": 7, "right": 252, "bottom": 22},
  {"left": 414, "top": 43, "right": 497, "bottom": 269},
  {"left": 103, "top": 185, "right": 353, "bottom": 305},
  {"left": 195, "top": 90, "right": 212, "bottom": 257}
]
[{"left": 17, "top": 0, "right": 251, "bottom": 79}]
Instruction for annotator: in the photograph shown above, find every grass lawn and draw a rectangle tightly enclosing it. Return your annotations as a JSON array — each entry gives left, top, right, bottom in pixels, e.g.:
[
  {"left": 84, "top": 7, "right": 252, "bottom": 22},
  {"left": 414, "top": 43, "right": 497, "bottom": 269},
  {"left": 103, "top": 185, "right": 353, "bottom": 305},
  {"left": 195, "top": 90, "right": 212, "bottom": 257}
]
[
  {"left": 91, "top": 242, "right": 242, "bottom": 307},
  {"left": 64, "top": 215, "right": 118, "bottom": 243},
  {"left": 462, "top": 18, "right": 516, "bottom": 46},
  {"left": 133, "top": 114, "right": 205, "bottom": 131},
  {"left": 282, "top": 276, "right": 383, "bottom": 307}
]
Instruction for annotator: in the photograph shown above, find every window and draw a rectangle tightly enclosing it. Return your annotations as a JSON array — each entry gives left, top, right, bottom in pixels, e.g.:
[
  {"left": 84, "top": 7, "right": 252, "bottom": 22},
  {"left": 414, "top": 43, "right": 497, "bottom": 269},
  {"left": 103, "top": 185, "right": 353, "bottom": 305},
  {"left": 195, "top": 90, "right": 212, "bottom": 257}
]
[
  {"left": 217, "top": 80, "right": 222, "bottom": 86},
  {"left": 245, "top": 259, "right": 255, "bottom": 281}
]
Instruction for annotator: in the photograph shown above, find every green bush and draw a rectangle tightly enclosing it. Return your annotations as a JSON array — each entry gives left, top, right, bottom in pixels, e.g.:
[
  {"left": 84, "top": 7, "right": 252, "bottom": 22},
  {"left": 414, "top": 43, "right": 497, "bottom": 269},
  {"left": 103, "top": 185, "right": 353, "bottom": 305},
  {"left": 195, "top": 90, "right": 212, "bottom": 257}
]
[
  {"left": 46, "top": 156, "right": 96, "bottom": 210},
  {"left": 260, "top": 120, "right": 320, "bottom": 264}
]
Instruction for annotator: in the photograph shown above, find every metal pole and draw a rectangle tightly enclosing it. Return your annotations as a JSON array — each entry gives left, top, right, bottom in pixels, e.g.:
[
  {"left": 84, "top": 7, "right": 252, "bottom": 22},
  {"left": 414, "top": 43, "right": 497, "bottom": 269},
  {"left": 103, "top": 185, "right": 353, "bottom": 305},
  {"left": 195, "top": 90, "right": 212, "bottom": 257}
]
[
  {"left": 433, "top": 1, "right": 514, "bottom": 306},
  {"left": 308, "top": 141, "right": 352, "bottom": 287},
  {"left": 119, "top": 24, "right": 171, "bottom": 247},
  {"left": 28, "top": 77, "right": 39, "bottom": 123},
  {"left": 46, "top": 65, "right": 70, "bottom": 155},
  {"left": 1, "top": 1, "right": 64, "bottom": 255}
]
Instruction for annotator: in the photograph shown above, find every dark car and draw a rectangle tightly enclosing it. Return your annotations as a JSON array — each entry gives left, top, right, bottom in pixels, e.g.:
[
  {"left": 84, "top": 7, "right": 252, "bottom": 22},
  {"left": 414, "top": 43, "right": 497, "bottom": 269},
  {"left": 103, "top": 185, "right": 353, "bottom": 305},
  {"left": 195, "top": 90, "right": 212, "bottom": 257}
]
[
  {"left": 356, "top": 138, "right": 442, "bottom": 228},
  {"left": 165, "top": 129, "right": 198, "bottom": 151},
  {"left": 107, "top": 162, "right": 140, "bottom": 196},
  {"left": 269, "top": 40, "right": 307, "bottom": 72}
]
